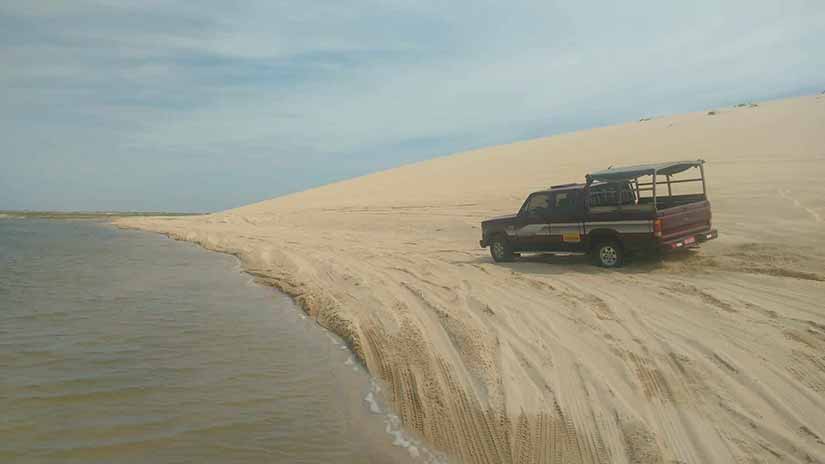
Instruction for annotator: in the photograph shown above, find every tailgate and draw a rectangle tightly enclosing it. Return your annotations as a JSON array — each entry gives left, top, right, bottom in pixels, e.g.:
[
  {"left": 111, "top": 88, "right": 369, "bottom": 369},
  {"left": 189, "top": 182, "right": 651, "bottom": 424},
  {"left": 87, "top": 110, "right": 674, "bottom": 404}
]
[{"left": 658, "top": 200, "right": 712, "bottom": 240}]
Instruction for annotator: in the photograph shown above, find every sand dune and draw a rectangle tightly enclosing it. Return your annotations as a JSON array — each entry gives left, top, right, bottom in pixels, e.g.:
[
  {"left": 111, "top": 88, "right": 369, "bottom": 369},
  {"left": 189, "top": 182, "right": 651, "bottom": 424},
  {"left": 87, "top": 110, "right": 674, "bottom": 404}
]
[{"left": 118, "top": 94, "right": 825, "bottom": 463}]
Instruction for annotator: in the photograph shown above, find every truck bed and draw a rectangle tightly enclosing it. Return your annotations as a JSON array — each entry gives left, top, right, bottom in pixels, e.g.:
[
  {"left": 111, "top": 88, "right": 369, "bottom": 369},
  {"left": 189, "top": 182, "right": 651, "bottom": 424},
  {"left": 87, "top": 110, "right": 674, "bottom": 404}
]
[
  {"left": 601, "top": 194, "right": 714, "bottom": 249},
  {"left": 655, "top": 196, "right": 713, "bottom": 244},
  {"left": 640, "top": 193, "right": 707, "bottom": 210}
]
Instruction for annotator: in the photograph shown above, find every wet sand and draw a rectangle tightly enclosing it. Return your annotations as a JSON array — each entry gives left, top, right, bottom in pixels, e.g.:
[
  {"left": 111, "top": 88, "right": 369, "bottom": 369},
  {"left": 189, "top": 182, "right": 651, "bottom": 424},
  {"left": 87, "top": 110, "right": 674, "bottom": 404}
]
[{"left": 118, "top": 94, "right": 825, "bottom": 463}]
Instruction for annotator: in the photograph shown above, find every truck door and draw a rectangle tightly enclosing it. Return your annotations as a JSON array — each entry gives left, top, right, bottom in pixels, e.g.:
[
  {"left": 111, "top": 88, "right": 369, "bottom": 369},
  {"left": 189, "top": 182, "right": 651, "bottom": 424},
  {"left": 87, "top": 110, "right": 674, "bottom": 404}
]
[
  {"left": 513, "top": 192, "right": 553, "bottom": 251},
  {"left": 549, "top": 190, "right": 585, "bottom": 251}
]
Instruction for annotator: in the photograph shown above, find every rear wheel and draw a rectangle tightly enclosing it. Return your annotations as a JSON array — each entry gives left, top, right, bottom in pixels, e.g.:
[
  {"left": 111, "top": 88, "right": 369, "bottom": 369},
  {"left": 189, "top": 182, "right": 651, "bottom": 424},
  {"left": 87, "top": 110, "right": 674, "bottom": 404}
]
[
  {"left": 593, "top": 240, "right": 623, "bottom": 268},
  {"left": 489, "top": 235, "right": 514, "bottom": 262}
]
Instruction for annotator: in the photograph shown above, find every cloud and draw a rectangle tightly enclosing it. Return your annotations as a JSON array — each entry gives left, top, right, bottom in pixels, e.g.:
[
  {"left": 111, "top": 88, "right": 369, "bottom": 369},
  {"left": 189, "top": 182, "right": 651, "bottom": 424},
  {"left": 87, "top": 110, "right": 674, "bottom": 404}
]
[{"left": 1, "top": 1, "right": 824, "bottom": 211}]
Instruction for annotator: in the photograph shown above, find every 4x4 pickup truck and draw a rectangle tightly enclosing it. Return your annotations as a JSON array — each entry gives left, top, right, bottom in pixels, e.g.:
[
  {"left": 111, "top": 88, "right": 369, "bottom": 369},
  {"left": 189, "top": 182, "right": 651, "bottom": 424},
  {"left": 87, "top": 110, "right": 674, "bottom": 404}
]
[{"left": 480, "top": 160, "right": 718, "bottom": 267}]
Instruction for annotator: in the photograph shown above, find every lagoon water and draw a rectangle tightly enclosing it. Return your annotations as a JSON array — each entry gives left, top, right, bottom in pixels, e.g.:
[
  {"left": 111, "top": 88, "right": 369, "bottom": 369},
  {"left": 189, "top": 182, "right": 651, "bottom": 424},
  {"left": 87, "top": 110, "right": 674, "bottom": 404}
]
[{"left": 0, "top": 219, "right": 419, "bottom": 464}]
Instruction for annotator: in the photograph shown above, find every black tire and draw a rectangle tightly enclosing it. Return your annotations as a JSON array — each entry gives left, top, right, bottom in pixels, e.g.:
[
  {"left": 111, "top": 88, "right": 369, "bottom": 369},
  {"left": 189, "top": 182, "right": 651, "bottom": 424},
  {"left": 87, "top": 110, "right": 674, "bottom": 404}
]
[
  {"left": 489, "top": 235, "right": 515, "bottom": 262},
  {"left": 592, "top": 240, "right": 624, "bottom": 268}
]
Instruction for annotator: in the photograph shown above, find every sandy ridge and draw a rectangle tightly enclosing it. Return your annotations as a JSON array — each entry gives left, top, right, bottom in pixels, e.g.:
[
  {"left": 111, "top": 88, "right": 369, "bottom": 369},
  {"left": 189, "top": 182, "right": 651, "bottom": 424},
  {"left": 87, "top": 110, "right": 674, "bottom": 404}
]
[{"left": 118, "top": 95, "right": 825, "bottom": 463}]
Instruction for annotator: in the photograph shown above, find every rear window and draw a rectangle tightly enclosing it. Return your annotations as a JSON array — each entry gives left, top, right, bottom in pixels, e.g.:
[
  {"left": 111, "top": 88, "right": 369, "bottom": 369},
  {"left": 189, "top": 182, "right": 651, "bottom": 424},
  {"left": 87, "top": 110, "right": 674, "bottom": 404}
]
[
  {"left": 589, "top": 183, "right": 635, "bottom": 207},
  {"left": 587, "top": 182, "right": 655, "bottom": 213}
]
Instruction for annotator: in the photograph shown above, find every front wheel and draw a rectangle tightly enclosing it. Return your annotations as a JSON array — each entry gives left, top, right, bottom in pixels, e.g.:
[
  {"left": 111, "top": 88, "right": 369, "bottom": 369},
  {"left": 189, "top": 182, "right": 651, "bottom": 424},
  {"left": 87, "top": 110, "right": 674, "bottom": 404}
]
[
  {"left": 593, "top": 241, "right": 623, "bottom": 268},
  {"left": 489, "top": 235, "right": 514, "bottom": 262}
]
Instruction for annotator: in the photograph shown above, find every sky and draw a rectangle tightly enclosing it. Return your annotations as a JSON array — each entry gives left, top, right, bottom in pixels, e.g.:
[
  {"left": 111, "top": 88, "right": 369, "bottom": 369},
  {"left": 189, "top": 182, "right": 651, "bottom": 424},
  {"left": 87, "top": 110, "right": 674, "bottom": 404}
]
[{"left": 2, "top": 1, "right": 824, "bottom": 212}]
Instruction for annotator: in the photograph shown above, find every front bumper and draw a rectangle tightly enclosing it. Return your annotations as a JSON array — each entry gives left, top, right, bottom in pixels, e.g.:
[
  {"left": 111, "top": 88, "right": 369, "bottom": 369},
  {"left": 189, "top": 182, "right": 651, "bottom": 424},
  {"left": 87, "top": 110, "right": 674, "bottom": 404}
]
[{"left": 661, "top": 229, "right": 718, "bottom": 251}]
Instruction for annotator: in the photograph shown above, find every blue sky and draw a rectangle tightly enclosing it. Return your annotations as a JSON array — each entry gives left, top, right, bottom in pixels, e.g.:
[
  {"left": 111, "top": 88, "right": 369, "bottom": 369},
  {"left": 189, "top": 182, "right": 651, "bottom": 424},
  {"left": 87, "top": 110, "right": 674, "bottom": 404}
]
[{"left": 2, "top": 1, "right": 823, "bottom": 212}]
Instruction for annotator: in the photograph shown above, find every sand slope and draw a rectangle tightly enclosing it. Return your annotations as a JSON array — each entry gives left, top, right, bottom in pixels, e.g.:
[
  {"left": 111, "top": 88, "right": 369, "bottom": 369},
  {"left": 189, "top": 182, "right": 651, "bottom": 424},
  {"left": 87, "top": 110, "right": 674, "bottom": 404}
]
[{"left": 118, "top": 95, "right": 825, "bottom": 463}]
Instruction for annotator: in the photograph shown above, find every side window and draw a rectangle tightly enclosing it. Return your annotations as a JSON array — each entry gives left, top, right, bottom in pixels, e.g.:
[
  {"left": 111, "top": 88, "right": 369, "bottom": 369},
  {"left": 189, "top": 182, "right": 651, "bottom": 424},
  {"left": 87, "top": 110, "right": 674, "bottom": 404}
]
[
  {"left": 553, "top": 191, "right": 577, "bottom": 215},
  {"left": 525, "top": 193, "right": 551, "bottom": 217},
  {"left": 554, "top": 192, "right": 571, "bottom": 209}
]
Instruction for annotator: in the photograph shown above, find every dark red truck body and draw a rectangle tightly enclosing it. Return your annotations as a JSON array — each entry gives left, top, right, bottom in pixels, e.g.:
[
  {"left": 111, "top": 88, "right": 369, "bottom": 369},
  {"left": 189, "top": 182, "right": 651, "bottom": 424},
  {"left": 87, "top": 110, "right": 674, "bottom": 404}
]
[
  {"left": 657, "top": 198, "right": 717, "bottom": 250},
  {"left": 480, "top": 160, "right": 718, "bottom": 266}
]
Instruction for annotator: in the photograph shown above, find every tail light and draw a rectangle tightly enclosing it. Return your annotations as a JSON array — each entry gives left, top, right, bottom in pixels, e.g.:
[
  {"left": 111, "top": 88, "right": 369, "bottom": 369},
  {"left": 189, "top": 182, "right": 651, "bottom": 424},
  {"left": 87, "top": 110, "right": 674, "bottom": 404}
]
[{"left": 654, "top": 219, "right": 663, "bottom": 238}]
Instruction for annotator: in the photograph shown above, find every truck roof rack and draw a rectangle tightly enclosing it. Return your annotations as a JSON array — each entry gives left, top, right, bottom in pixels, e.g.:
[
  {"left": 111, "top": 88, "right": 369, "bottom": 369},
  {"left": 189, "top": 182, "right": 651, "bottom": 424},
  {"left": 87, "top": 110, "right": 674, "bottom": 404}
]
[
  {"left": 586, "top": 160, "right": 704, "bottom": 183},
  {"left": 549, "top": 183, "right": 579, "bottom": 189}
]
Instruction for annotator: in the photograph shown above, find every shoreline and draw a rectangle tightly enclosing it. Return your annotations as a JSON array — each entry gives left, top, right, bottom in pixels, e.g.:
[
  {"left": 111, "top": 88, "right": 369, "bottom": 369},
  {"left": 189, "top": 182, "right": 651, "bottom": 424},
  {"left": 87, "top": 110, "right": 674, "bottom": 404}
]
[
  {"left": 113, "top": 222, "right": 447, "bottom": 463},
  {"left": 113, "top": 223, "right": 369, "bottom": 363},
  {"left": 108, "top": 220, "right": 364, "bottom": 353},
  {"left": 0, "top": 211, "right": 203, "bottom": 220},
  {"left": 116, "top": 94, "right": 825, "bottom": 463},
  {"left": 2, "top": 219, "right": 434, "bottom": 463}
]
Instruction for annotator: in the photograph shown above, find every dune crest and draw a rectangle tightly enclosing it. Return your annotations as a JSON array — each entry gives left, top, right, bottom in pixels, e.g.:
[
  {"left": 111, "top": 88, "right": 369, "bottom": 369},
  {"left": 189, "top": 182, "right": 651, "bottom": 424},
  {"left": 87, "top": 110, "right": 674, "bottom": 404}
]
[{"left": 119, "top": 95, "right": 825, "bottom": 463}]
